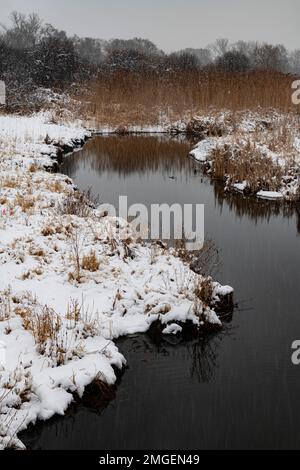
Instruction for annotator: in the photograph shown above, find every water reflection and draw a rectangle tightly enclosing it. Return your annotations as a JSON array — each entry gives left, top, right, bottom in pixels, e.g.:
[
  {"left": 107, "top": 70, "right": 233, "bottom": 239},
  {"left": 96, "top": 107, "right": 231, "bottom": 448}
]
[
  {"left": 24, "top": 135, "right": 300, "bottom": 450},
  {"left": 61, "top": 134, "right": 300, "bottom": 234},
  {"left": 135, "top": 323, "right": 233, "bottom": 383},
  {"left": 21, "top": 325, "right": 232, "bottom": 450},
  {"left": 62, "top": 134, "right": 195, "bottom": 177},
  {"left": 214, "top": 182, "right": 300, "bottom": 234}
]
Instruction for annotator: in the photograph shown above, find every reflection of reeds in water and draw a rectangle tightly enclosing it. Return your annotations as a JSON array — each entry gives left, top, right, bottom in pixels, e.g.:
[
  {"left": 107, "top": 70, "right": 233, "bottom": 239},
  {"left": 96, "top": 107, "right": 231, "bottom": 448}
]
[
  {"left": 60, "top": 135, "right": 300, "bottom": 235},
  {"left": 142, "top": 322, "right": 232, "bottom": 383},
  {"left": 62, "top": 135, "right": 194, "bottom": 176},
  {"left": 187, "top": 333, "right": 225, "bottom": 383},
  {"left": 213, "top": 181, "right": 300, "bottom": 234},
  {"left": 20, "top": 327, "right": 230, "bottom": 449}
]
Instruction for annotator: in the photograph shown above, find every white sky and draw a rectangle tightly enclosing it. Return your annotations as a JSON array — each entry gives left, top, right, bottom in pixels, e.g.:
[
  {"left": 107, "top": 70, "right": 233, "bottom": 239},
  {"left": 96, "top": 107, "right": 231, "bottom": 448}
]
[{"left": 0, "top": 0, "right": 299, "bottom": 52}]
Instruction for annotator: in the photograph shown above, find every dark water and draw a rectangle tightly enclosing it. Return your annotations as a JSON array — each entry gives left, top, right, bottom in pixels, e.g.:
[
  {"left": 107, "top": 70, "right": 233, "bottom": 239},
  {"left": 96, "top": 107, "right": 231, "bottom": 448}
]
[{"left": 21, "top": 135, "right": 300, "bottom": 449}]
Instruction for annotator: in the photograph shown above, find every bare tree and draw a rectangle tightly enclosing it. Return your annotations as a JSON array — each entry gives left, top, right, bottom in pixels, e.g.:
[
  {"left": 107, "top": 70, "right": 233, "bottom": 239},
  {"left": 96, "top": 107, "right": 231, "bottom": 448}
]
[
  {"left": 72, "top": 36, "right": 104, "bottom": 65},
  {"left": 252, "top": 43, "right": 288, "bottom": 72},
  {"left": 2, "top": 11, "right": 41, "bottom": 49},
  {"left": 175, "top": 48, "right": 212, "bottom": 67},
  {"left": 289, "top": 50, "right": 300, "bottom": 74},
  {"left": 210, "top": 38, "right": 229, "bottom": 59},
  {"left": 165, "top": 52, "right": 199, "bottom": 71},
  {"left": 216, "top": 50, "right": 250, "bottom": 72}
]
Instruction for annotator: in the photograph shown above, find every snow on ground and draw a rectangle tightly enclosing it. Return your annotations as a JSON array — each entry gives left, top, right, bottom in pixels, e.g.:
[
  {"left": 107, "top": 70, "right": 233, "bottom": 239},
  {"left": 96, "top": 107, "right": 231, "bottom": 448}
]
[
  {"left": 256, "top": 191, "right": 283, "bottom": 200},
  {"left": 189, "top": 137, "right": 220, "bottom": 162},
  {"left": 0, "top": 112, "right": 89, "bottom": 168},
  {"left": 88, "top": 118, "right": 189, "bottom": 135},
  {"left": 0, "top": 112, "right": 232, "bottom": 449},
  {"left": 188, "top": 111, "right": 300, "bottom": 201}
]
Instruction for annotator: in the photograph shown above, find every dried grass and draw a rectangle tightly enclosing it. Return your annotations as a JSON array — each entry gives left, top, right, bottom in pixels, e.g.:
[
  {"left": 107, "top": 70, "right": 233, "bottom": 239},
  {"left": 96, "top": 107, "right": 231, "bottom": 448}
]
[
  {"left": 0, "top": 288, "right": 13, "bottom": 321},
  {"left": 15, "top": 194, "right": 35, "bottom": 213},
  {"left": 194, "top": 277, "right": 214, "bottom": 308},
  {"left": 58, "top": 188, "right": 99, "bottom": 218},
  {"left": 211, "top": 141, "right": 284, "bottom": 192},
  {"left": 81, "top": 250, "right": 100, "bottom": 272},
  {"left": 74, "top": 70, "right": 300, "bottom": 127}
]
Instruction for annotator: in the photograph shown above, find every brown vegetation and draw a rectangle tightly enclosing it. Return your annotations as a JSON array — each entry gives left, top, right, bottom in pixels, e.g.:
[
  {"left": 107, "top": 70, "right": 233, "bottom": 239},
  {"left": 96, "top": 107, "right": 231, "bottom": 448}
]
[
  {"left": 211, "top": 142, "right": 284, "bottom": 192},
  {"left": 15, "top": 194, "right": 35, "bottom": 212},
  {"left": 58, "top": 188, "right": 99, "bottom": 218},
  {"left": 74, "top": 70, "right": 300, "bottom": 127},
  {"left": 194, "top": 277, "right": 214, "bottom": 308},
  {"left": 81, "top": 250, "right": 100, "bottom": 272}
]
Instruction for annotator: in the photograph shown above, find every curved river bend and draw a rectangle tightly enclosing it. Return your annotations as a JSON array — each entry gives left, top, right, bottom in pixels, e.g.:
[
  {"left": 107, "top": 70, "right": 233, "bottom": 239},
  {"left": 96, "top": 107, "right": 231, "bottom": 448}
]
[{"left": 21, "top": 135, "right": 300, "bottom": 450}]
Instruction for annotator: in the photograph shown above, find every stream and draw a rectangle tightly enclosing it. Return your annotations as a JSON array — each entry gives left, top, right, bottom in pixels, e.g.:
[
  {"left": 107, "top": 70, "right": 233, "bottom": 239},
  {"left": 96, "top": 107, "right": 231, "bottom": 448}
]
[{"left": 21, "top": 134, "right": 300, "bottom": 449}]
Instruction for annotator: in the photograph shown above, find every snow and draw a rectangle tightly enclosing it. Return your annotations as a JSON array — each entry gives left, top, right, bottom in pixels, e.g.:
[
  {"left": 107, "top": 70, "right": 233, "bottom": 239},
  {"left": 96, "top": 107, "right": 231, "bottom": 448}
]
[
  {"left": 256, "top": 191, "right": 283, "bottom": 200},
  {"left": 162, "top": 323, "right": 182, "bottom": 335},
  {"left": 188, "top": 111, "right": 300, "bottom": 201},
  {"left": 0, "top": 112, "right": 233, "bottom": 449},
  {"left": 233, "top": 181, "right": 248, "bottom": 193},
  {"left": 89, "top": 117, "right": 189, "bottom": 136},
  {"left": 189, "top": 137, "right": 220, "bottom": 163},
  {"left": 213, "top": 283, "right": 234, "bottom": 298},
  {"left": 294, "top": 137, "right": 300, "bottom": 153}
]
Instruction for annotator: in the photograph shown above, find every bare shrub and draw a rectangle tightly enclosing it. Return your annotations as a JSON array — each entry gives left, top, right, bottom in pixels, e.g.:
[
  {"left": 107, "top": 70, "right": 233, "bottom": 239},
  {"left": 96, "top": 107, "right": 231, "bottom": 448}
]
[
  {"left": 66, "top": 298, "right": 98, "bottom": 338},
  {"left": 58, "top": 188, "right": 99, "bottom": 218},
  {"left": 20, "top": 305, "right": 61, "bottom": 357},
  {"left": 69, "top": 229, "right": 83, "bottom": 282},
  {"left": 14, "top": 295, "right": 99, "bottom": 366},
  {"left": 17, "top": 303, "right": 77, "bottom": 366},
  {"left": 66, "top": 299, "right": 81, "bottom": 322}
]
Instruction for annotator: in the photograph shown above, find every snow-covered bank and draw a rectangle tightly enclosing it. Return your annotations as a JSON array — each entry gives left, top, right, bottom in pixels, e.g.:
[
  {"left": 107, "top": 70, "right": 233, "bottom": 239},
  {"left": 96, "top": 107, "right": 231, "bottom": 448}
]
[
  {"left": 0, "top": 112, "right": 233, "bottom": 449},
  {"left": 85, "top": 118, "right": 189, "bottom": 136},
  {"left": 188, "top": 111, "right": 300, "bottom": 201}
]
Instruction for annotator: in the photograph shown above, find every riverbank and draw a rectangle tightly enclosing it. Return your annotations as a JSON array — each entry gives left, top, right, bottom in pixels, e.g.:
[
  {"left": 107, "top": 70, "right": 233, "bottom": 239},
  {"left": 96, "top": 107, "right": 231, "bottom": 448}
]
[
  {"left": 188, "top": 110, "right": 300, "bottom": 201},
  {"left": 88, "top": 107, "right": 300, "bottom": 202},
  {"left": 58, "top": 98, "right": 300, "bottom": 203},
  {"left": 15, "top": 131, "right": 300, "bottom": 451},
  {"left": 0, "top": 112, "right": 233, "bottom": 449}
]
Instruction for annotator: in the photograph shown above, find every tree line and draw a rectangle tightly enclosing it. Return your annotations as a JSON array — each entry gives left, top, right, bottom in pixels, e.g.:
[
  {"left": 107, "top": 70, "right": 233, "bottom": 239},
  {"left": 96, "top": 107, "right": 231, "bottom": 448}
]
[{"left": 0, "top": 12, "right": 299, "bottom": 109}]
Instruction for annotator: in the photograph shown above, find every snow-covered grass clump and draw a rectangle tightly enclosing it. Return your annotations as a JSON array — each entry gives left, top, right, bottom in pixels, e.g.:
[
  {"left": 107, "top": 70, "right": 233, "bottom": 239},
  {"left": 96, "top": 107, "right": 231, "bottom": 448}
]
[
  {"left": 0, "top": 112, "right": 233, "bottom": 449},
  {"left": 189, "top": 111, "right": 300, "bottom": 201}
]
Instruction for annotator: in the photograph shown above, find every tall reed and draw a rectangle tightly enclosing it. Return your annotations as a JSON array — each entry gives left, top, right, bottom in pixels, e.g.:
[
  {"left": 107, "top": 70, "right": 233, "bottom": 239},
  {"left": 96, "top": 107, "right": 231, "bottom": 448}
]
[{"left": 74, "top": 70, "right": 300, "bottom": 126}]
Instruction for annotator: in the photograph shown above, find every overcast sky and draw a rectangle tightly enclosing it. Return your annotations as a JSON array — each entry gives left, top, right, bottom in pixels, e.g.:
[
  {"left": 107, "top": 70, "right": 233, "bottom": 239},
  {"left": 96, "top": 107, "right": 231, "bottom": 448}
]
[{"left": 0, "top": 0, "right": 298, "bottom": 52}]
